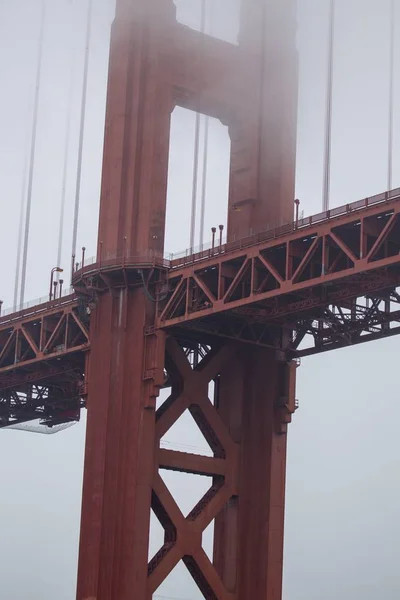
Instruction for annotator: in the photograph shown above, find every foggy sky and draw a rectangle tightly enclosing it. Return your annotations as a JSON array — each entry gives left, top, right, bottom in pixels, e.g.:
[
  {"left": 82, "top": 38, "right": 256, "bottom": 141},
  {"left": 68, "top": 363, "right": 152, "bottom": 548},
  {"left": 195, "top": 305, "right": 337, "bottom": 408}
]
[{"left": 0, "top": 1, "right": 399, "bottom": 599}]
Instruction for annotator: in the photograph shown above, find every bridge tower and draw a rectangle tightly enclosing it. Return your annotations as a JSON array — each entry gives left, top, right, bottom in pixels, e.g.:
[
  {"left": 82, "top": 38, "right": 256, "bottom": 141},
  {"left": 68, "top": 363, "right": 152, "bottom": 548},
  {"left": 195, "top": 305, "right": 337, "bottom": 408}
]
[{"left": 76, "top": 0, "right": 298, "bottom": 598}]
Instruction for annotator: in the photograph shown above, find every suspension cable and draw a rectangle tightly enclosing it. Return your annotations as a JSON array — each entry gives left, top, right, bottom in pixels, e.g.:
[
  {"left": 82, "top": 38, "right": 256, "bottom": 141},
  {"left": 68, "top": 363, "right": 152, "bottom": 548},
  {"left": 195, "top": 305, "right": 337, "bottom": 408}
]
[
  {"left": 57, "top": 9, "right": 75, "bottom": 279},
  {"left": 189, "top": 0, "right": 206, "bottom": 250},
  {"left": 387, "top": 0, "right": 395, "bottom": 192},
  {"left": 71, "top": 0, "right": 92, "bottom": 267},
  {"left": 199, "top": 115, "right": 209, "bottom": 248},
  {"left": 322, "top": 0, "right": 335, "bottom": 212},
  {"left": 199, "top": 0, "right": 213, "bottom": 249},
  {"left": 190, "top": 113, "right": 201, "bottom": 250},
  {"left": 13, "top": 138, "right": 29, "bottom": 310},
  {"left": 19, "top": 0, "right": 46, "bottom": 306}
]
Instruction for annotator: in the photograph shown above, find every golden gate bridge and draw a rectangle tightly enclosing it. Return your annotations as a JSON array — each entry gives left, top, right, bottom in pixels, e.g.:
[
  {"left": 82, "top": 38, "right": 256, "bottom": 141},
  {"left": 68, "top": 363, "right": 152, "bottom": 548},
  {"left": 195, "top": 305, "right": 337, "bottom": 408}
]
[{"left": 0, "top": 1, "right": 399, "bottom": 599}]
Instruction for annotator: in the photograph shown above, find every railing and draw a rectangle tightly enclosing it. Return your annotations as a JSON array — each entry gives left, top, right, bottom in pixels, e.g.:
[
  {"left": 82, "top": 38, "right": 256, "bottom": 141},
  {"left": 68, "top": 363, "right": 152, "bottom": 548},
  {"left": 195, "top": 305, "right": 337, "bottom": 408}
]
[
  {"left": 72, "top": 187, "right": 400, "bottom": 275},
  {"left": 72, "top": 251, "right": 171, "bottom": 279},
  {"left": 0, "top": 287, "right": 77, "bottom": 325},
  {"left": 4, "top": 187, "right": 400, "bottom": 322}
]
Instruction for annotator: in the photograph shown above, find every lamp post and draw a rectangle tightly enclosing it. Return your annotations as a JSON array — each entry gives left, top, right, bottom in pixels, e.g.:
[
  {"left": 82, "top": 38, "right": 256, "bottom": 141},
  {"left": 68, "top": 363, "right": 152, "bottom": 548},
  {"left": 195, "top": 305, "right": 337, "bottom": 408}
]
[
  {"left": 49, "top": 267, "right": 63, "bottom": 301},
  {"left": 219, "top": 224, "right": 224, "bottom": 246},
  {"left": 294, "top": 198, "right": 300, "bottom": 228},
  {"left": 211, "top": 227, "right": 216, "bottom": 251}
]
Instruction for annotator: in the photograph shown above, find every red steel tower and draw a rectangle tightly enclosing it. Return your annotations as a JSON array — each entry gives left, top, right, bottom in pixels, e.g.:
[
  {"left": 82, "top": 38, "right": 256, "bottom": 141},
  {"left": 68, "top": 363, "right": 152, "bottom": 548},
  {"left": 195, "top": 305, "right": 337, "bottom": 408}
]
[
  {"left": 3, "top": 1, "right": 400, "bottom": 597},
  {"left": 76, "top": 0, "right": 298, "bottom": 598}
]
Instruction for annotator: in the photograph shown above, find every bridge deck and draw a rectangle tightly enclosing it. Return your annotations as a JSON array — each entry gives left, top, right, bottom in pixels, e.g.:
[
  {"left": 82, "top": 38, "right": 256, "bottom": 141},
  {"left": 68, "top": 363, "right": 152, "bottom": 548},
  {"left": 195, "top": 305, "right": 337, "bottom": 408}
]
[
  {"left": 2, "top": 189, "right": 400, "bottom": 425},
  {"left": 157, "top": 189, "right": 400, "bottom": 356},
  {"left": 0, "top": 295, "right": 88, "bottom": 428},
  {"left": 160, "top": 189, "right": 400, "bottom": 325}
]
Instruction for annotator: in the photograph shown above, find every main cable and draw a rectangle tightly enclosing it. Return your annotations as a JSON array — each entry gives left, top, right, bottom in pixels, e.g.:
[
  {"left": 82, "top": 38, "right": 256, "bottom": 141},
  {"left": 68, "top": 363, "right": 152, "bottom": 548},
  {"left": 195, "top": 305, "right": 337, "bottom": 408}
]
[{"left": 19, "top": 0, "right": 46, "bottom": 306}]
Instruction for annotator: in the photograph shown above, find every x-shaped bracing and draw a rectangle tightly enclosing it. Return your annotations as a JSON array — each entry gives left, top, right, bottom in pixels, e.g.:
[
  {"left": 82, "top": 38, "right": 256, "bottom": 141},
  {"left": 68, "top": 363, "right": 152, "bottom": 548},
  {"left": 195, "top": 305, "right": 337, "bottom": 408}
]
[{"left": 148, "top": 338, "right": 238, "bottom": 599}]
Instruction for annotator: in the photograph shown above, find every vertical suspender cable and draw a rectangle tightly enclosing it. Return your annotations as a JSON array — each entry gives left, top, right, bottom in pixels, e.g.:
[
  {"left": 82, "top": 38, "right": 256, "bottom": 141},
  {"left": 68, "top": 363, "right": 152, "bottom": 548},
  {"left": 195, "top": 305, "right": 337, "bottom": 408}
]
[
  {"left": 199, "top": 116, "right": 209, "bottom": 248},
  {"left": 57, "top": 48, "right": 74, "bottom": 278},
  {"left": 189, "top": 0, "right": 206, "bottom": 250},
  {"left": 199, "top": 0, "right": 213, "bottom": 249},
  {"left": 71, "top": 0, "right": 92, "bottom": 265},
  {"left": 13, "top": 142, "right": 29, "bottom": 310},
  {"left": 190, "top": 115, "right": 201, "bottom": 250},
  {"left": 387, "top": 0, "right": 395, "bottom": 192},
  {"left": 19, "top": 0, "right": 46, "bottom": 306},
  {"left": 323, "top": 0, "right": 335, "bottom": 212}
]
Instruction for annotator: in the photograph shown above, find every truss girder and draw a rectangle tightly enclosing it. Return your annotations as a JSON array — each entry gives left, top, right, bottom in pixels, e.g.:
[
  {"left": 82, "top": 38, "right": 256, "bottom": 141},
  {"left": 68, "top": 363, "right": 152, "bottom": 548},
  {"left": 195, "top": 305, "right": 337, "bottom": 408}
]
[
  {"left": 159, "top": 197, "right": 400, "bottom": 329},
  {"left": 0, "top": 298, "right": 89, "bottom": 376},
  {"left": 293, "top": 290, "right": 400, "bottom": 357},
  {"left": 0, "top": 378, "right": 85, "bottom": 429}
]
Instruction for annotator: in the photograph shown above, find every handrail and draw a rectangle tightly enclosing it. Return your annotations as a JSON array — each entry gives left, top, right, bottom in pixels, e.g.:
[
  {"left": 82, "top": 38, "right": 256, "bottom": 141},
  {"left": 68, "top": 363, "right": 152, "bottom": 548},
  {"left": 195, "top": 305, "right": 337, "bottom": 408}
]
[
  {"left": 169, "top": 187, "right": 400, "bottom": 268},
  {"left": 72, "top": 253, "right": 171, "bottom": 280},
  {"left": 3, "top": 187, "right": 400, "bottom": 322},
  {"left": 0, "top": 290, "right": 77, "bottom": 325},
  {"left": 72, "top": 188, "right": 400, "bottom": 275}
]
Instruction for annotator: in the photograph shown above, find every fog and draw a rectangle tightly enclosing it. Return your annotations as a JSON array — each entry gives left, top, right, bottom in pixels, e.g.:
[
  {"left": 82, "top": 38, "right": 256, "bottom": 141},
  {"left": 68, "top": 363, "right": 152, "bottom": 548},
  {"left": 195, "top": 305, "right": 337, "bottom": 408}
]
[{"left": 0, "top": 1, "right": 399, "bottom": 599}]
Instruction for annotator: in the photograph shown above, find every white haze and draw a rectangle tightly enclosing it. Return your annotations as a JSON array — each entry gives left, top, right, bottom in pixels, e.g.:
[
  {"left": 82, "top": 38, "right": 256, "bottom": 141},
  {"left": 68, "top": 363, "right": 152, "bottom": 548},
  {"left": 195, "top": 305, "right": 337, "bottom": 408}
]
[{"left": 0, "top": 1, "right": 399, "bottom": 599}]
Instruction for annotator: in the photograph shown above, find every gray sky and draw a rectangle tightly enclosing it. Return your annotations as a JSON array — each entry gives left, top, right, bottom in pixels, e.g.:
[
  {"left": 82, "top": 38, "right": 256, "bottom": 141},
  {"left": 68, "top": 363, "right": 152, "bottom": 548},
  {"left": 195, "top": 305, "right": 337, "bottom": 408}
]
[{"left": 0, "top": 1, "right": 400, "bottom": 599}]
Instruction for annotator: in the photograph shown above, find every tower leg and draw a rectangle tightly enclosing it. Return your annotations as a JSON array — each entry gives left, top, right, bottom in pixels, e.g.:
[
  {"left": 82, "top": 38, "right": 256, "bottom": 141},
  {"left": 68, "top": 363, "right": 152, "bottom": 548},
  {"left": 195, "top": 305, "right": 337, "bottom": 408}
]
[
  {"left": 76, "top": 289, "right": 164, "bottom": 600},
  {"left": 77, "top": 314, "right": 295, "bottom": 599},
  {"left": 214, "top": 348, "right": 293, "bottom": 599}
]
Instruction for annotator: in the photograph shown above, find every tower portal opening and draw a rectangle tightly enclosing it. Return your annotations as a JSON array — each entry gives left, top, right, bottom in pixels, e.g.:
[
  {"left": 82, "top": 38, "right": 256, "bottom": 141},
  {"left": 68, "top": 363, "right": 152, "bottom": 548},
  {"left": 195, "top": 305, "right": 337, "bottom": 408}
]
[
  {"left": 173, "top": 0, "right": 241, "bottom": 46},
  {"left": 165, "top": 106, "right": 230, "bottom": 256}
]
